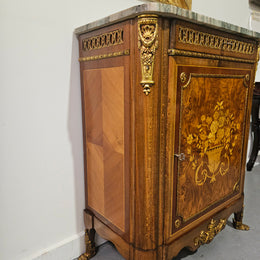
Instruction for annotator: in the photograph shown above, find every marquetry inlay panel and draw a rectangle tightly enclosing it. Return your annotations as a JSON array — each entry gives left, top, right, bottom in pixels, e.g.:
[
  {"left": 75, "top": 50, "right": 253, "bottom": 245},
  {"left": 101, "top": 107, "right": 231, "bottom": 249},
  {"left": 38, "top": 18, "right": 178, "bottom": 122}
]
[
  {"left": 83, "top": 66, "right": 125, "bottom": 232},
  {"left": 175, "top": 66, "right": 250, "bottom": 222}
]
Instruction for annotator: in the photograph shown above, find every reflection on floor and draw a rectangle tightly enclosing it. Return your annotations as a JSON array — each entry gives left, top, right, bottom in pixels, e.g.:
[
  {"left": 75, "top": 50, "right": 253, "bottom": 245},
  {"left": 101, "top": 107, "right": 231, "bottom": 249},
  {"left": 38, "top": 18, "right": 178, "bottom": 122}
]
[{"left": 86, "top": 164, "right": 260, "bottom": 260}]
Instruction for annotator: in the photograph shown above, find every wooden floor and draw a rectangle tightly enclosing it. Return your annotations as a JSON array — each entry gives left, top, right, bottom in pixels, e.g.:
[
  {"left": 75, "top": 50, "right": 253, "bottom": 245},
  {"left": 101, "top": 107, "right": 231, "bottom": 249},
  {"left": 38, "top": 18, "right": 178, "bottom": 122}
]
[{"left": 78, "top": 163, "right": 260, "bottom": 260}]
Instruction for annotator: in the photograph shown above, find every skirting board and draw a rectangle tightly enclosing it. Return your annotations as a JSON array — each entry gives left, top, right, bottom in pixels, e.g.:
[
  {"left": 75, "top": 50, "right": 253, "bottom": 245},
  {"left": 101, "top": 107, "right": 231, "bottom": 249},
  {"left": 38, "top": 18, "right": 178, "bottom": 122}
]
[{"left": 29, "top": 232, "right": 106, "bottom": 260}]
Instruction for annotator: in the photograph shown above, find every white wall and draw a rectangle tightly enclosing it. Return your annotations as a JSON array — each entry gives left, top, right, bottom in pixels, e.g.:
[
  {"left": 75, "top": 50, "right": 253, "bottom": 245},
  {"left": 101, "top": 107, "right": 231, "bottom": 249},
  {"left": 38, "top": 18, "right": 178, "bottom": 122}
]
[
  {"left": 249, "top": 7, "right": 260, "bottom": 81},
  {"left": 193, "top": 0, "right": 251, "bottom": 28},
  {"left": 0, "top": 1, "right": 139, "bottom": 260},
  {"left": 0, "top": 1, "right": 259, "bottom": 260},
  {"left": 193, "top": 0, "right": 260, "bottom": 80}
]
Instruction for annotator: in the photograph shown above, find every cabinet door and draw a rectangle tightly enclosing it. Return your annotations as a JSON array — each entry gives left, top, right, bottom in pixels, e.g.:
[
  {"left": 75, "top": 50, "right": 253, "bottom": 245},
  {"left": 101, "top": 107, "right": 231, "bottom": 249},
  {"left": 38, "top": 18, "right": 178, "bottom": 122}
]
[{"left": 171, "top": 65, "right": 251, "bottom": 232}]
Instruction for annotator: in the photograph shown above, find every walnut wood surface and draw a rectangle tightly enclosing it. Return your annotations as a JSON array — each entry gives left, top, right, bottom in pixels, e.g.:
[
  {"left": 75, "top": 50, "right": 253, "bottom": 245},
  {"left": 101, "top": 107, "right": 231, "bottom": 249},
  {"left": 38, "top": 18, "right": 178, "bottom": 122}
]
[
  {"left": 176, "top": 66, "right": 249, "bottom": 222},
  {"left": 78, "top": 14, "right": 259, "bottom": 260}
]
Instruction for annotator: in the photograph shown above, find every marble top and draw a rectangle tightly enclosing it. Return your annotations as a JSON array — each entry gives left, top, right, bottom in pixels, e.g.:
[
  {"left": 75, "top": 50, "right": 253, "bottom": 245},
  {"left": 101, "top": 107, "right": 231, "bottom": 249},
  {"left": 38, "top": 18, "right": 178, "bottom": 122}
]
[{"left": 75, "top": 2, "right": 260, "bottom": 40}]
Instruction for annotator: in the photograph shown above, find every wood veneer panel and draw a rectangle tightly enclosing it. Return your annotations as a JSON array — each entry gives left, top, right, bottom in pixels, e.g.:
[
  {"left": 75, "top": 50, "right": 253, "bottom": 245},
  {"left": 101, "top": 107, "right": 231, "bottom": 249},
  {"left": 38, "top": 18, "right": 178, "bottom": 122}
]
[
  {"left": 86, "top": 142, "right": 105, "bottom": 214},
  {"left": 84, "top": 70, "right": 103, "bottom": 146},
  {"left": 175, "top": 66, "right": 249, "bottom": 221},
  {"left": 102, "top": 67, "right": 125, "bottom": 232},
  {"left": 83, "top": 66, "right": 125, "bottom": 232},
  {"left": 84, "top": 69, "right": 105, "bottom": 215}
]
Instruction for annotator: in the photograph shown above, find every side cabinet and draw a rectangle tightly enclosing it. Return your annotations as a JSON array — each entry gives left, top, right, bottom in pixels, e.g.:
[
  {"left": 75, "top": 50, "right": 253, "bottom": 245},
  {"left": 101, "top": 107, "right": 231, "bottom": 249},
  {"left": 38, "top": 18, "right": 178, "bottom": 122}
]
[{"left": 76, "top": 5, "right": 259, "bottom": 260}]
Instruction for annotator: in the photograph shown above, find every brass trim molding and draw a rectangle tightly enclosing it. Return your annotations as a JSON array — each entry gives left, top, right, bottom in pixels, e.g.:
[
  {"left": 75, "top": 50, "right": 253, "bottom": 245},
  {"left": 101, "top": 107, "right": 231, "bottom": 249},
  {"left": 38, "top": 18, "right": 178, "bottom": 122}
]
[
  {"left": 82, "top": 29, "right": 124, "bottom": 51},
  {"left": 138, "top": 15, "right": 159, "bottom": 95},
  {"left": 177, "top": 26, "right": 255, "bottom": 55},
  {"left": 194, "top": 219, "right": 227, "bottom": 246},
  {"left": 180, "top": 72, "right": 250, "bottom": 88},
  {"left": 78, "top": 49, "right": 130, "bottom": 62},
  {"left": 233, "top": 181, "right": 240, "bottom": 192},
  {"left": 179, "top": 72, "right": 191, "bottom": 89},
  {"left": 174, "top": 219, "right": 182, "bottom": 229},
  {"left": 168, "top": 49, "right": 255, "bottom": 63}
]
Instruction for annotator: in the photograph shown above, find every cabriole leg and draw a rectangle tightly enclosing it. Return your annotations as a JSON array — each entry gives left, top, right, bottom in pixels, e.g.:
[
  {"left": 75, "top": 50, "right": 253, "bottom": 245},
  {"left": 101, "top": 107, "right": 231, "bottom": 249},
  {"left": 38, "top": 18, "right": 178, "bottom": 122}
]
[
  {"left": 79, "top": 228, "right": 96, "bottom": 260},
  {"left": 233, "top": 207, "right": 250, "bottom": 231}
]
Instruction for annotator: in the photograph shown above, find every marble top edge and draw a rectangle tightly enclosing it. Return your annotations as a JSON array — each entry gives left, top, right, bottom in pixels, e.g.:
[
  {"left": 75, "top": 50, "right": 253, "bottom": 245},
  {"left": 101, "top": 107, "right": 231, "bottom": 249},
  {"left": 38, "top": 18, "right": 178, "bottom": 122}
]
[{"left": 74, "top": 3, "right": 260, "bottom": 39}]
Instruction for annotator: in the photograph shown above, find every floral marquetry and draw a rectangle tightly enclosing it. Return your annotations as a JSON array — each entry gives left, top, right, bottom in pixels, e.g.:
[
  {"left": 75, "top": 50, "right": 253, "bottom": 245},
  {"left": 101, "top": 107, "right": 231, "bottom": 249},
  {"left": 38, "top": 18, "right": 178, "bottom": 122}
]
[
  {"left": 187, "top": 100, "right": 239, "bottom": 186},
  {"left": 176, "top": 67, "right": 250, "bottom": 221}
]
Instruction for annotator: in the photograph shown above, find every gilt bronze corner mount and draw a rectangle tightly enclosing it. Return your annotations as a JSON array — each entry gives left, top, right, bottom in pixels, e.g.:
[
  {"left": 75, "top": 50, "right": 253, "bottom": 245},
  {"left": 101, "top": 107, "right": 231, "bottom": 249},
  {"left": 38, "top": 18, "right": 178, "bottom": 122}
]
[{"left": 138, "top": 15, "right": 159, "bottom": 95}]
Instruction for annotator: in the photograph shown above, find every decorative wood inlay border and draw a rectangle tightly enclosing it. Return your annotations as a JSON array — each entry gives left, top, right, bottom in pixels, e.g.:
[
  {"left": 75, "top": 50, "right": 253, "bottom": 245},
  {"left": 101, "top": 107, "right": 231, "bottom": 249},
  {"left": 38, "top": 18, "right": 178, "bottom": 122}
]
[
  {"left": 78, "top": 49, "right": 130, "bottom": 62},
  {"left": 178, "top": 26, "right": 255, "bottom": 55},
  {"left": 82, "top": 29, "right": 124, "bottom": 51},
  {"left": 168, "top": 49, "right": 255, "bottom": 63}
]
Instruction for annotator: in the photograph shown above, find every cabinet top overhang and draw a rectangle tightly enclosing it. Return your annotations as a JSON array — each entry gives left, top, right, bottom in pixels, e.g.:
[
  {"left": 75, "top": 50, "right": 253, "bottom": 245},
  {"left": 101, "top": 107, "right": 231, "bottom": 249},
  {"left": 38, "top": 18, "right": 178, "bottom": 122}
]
[{"left": 74, "top": 3, "right": 260, "bottom": 40}]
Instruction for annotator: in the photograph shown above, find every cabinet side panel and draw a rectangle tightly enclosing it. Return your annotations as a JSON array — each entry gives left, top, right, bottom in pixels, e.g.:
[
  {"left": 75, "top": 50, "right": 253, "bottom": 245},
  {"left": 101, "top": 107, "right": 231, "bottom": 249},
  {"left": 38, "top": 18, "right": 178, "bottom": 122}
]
[
  {"left": 84, "top": 70, "right": 105, "bottom": 215},
  {"left": 83, "top": 67, "right": 125, "bottom": 233},
  {"left": 102, "top": 67, "right": 125, "bottom": 232}
]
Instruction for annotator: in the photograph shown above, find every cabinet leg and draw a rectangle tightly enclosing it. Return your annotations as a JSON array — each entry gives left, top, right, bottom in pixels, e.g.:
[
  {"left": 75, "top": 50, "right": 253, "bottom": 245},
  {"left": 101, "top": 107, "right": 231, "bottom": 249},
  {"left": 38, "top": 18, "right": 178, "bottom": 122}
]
[
  {"left": 79, "top": 228, "right": 96, "bottom": 260},
  {"left": 233, "top": 208, "right": 250, "bottom": 231}
]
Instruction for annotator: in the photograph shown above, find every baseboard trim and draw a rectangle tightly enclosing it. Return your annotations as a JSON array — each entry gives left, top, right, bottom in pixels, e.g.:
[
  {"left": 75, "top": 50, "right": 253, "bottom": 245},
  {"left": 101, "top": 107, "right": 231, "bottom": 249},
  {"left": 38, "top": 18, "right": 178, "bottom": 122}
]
[
  {"left": 29, "top": 231, "right": 107, "bottom": 260},
  {"left": 29, "top": 232, "right": 84, "bottom": 260}
]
